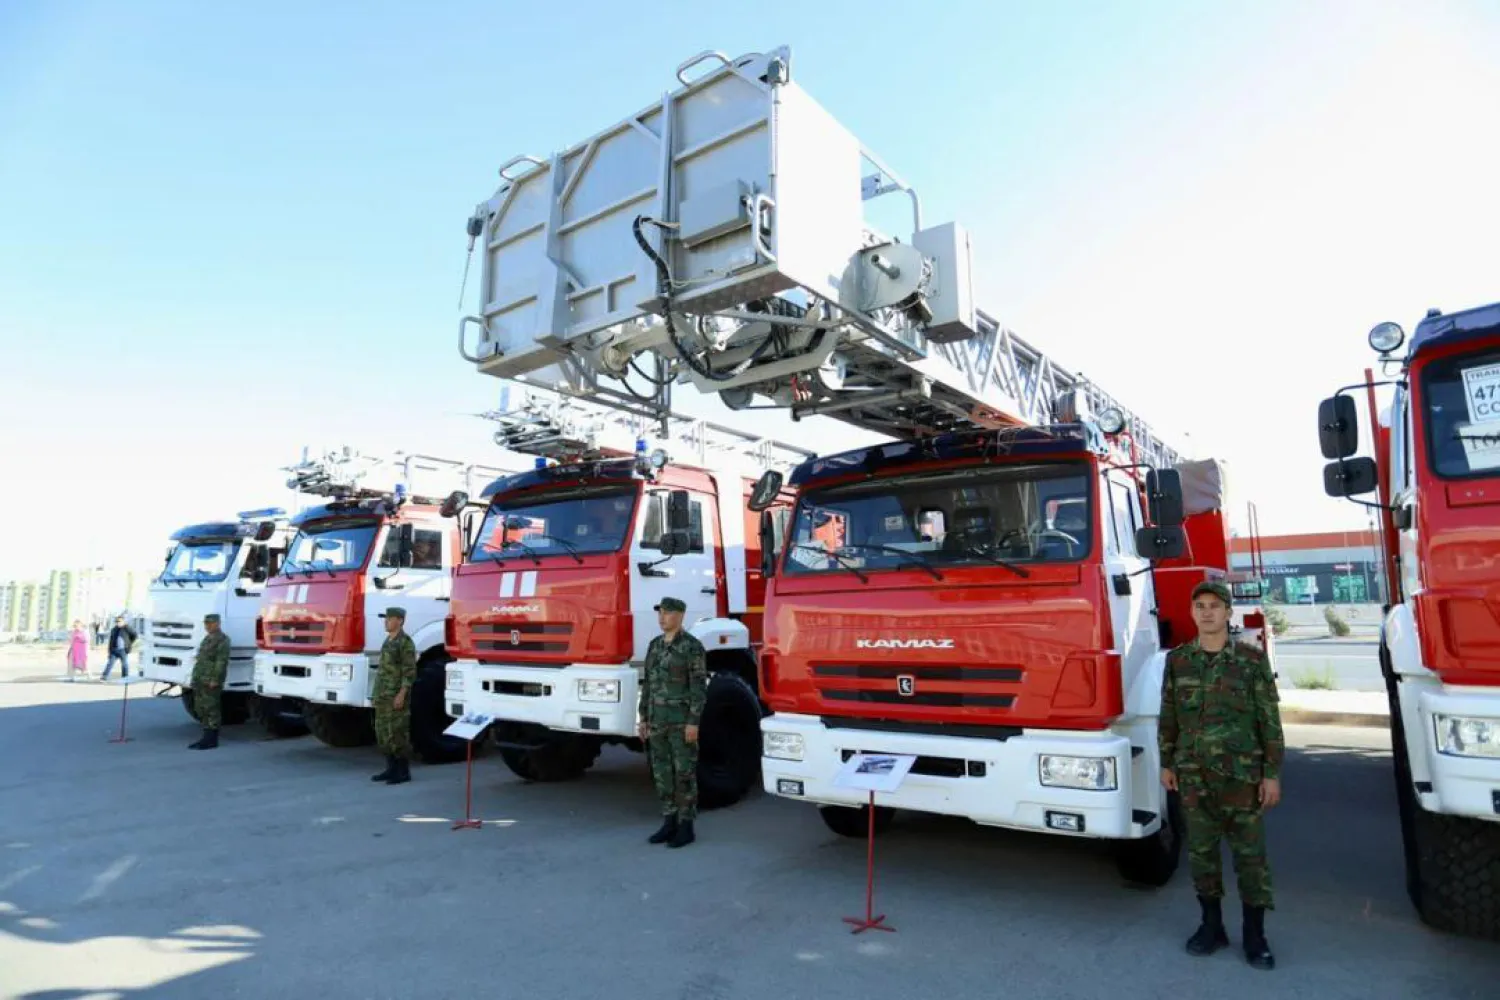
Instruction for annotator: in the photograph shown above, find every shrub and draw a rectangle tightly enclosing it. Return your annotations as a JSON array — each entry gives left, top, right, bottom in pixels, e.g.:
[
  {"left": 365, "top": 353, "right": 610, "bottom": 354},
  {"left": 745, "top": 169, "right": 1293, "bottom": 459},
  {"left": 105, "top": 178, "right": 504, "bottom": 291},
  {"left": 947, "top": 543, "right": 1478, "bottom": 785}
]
[
  {"left": 1324, "top": 605, "right": 1351, "bottom": 637},
  {"left": 1264, "top": 605, "right": 1290, "bottom": 637},
  {"left": 1291, "top": 665, "right": 1337, "bottom": 690}
]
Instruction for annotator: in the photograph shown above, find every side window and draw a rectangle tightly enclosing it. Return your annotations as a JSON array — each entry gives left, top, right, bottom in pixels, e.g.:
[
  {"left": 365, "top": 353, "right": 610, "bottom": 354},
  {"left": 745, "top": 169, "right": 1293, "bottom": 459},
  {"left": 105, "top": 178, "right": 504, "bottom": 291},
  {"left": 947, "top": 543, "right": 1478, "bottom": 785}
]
[
  {"left": 410, "top": 529, "right": 443, "bottom": 570},
  {"left": 377, "top": 530, "right": 402, "bottom": 568},
  {"left": 1109, "top": 480, "right": 1139, "bottom": 557},
  {"left": 1102, "top": 480, "right": 1121, "bottom": 554},
  {"left": 1392, "top": 389, "right": 1411, "bottom": 495},
  {"left": 640, "top": 494, "right": 706, "bottom": 553}
]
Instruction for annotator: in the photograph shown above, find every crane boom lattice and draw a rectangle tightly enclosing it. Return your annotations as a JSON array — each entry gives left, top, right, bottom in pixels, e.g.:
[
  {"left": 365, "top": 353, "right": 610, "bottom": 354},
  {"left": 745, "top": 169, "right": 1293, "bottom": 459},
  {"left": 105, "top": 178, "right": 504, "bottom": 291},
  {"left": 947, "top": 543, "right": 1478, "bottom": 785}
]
[
  {"left": 285, "top": 447, "right": 518, "bottom": 505},
  {"left": 458, "top": 45, "right": 1182, "bottom": 470}
]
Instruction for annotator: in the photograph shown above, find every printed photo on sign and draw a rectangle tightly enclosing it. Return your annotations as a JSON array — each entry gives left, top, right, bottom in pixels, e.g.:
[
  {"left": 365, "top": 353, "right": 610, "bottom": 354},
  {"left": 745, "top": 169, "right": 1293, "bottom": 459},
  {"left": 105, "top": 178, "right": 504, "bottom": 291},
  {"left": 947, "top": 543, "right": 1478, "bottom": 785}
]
[
  {"left": 855, "top": 755, "right": 898, "bottom": 775},
  {"left": 833, "top": 751, "right": 918, "bottom": 793},
  {"left": 1461, "top": 363, "right": 1500, "bottom": 425}
]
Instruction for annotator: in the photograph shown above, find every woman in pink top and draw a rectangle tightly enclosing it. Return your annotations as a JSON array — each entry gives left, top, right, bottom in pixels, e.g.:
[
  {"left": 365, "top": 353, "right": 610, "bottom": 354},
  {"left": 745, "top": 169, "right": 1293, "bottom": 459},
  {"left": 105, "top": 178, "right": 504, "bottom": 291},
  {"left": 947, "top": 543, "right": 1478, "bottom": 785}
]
[{"left": 67, "top": 620, "right": 89, "bottom": 682}]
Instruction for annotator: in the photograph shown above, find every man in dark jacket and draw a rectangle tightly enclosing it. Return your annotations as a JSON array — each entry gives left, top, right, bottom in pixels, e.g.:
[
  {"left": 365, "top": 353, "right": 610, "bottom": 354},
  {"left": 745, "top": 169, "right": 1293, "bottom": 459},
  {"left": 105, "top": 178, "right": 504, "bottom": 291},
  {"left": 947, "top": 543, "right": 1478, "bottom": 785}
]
[{"left": 102, "top": 616, "right": 137, "bottom": 680}]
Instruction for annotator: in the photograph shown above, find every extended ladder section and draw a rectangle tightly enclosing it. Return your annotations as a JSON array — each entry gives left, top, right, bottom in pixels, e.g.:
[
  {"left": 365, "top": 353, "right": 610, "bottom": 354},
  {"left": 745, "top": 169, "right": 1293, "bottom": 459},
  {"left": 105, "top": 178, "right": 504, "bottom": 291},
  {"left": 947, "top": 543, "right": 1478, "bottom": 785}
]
[
  {"left": 484, "top": 383, "right": 817, "bottom": 479},
  {"left": 284, "top": 447, "right": 518, "bottom": 506},
  {"left": 458, "top": 45, "right": 1183, "bottom": 471}
]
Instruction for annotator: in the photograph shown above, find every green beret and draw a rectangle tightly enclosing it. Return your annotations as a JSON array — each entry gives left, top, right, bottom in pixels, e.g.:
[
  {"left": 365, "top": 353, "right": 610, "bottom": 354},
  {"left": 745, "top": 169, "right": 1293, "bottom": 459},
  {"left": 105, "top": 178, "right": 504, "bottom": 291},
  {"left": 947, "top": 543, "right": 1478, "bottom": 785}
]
[
  {"left": 203, "top": 613, "right": 221, "bottom": 624},
  {"left": 654, "top": 597, "right": 687, "bottom": 614},
  {"left": 1191, "top": 581, "right": 1233, "bottom": 607},
  {"left": 380, "top": 606, "right": 407, "bottom": 620}
]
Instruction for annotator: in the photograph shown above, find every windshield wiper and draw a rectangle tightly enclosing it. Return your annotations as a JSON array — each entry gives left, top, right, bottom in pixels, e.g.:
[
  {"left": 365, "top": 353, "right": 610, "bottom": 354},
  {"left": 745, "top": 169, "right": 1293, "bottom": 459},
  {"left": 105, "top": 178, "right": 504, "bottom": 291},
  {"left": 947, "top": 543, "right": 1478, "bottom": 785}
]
[
  {"left": 952, "top": 544, "right": 1031, "bottom": 578},
  {"left": 311, "top": 559, "right": 337, "bottom": 579},
  {"left": 790, "top": 543, "right": 870, "bottom": 583},
  {"left": 499, "top": 538, "right": 543, "bottom": 566},
  {"left": 835, "top": 543, "right": 945, "bottom": 581},
  {"left": 529, "top": 534, "right": 586, "bottom": 564}
]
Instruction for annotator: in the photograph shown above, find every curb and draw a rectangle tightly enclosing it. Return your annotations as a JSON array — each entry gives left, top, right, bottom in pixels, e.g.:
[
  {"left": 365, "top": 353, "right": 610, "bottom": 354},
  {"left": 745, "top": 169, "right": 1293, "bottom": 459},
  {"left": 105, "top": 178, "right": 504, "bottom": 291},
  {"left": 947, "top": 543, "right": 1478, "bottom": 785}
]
[{"left": 1280, "top": 708, "right": 1389, "bottom": 729}]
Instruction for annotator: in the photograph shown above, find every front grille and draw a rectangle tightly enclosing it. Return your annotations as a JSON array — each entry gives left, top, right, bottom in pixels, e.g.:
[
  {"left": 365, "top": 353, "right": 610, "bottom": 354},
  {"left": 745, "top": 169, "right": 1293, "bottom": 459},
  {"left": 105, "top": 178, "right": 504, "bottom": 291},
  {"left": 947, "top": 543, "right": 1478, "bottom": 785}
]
[
  {"left": 265, "top": 621, "right": 327, "bottom": 646},
  {"left": 822, "top": 717, "right": 1024, "bottom": 741},
  {"left": 151, "top": 620, "right": 195, "bottom": 644},
  {"left": 814, "top": 665, "right": 1022, "bottom": 682},
  {"left": 472, "top": 622, "right": 573, "bottom": 654},
  {"left": 276, "top": 665, "right": 311, "bottom": 678},
  {"left": 813, "top": 660, "right": 1022, "bottom": 711},
  {"left": 822, "top": 689, "right": 1014, "bottom": 708}
]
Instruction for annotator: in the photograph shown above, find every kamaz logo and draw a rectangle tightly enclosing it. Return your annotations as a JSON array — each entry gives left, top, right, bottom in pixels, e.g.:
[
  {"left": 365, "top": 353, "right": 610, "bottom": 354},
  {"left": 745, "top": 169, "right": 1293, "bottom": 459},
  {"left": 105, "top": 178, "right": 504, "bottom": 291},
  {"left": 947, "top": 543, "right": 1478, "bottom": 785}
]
[
  {"left": 489, "top": 604, "right": 540, "bottom": 615},
  {"left": 855, "top": 638, "right": 955, "bottom": 650}
]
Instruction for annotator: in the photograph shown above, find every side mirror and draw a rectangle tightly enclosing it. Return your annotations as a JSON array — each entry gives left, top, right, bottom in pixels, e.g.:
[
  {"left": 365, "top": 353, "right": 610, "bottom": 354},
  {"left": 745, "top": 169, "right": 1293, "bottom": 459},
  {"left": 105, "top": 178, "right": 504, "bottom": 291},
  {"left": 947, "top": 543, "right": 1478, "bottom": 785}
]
[
  {"left": 759, "top": 510, "right": 776, "bottom": 578},
  {"left": 440, "top": 490, "right": 469, "bottom": 518},
  {"left": 249, "top": 565, "right": 268, "bottom": 584},
  {"left": 1135, "top": 525, "right": 1186, "bottom": 560},
  {"left": 1144, "top": 469, "right": 1184, "bottom": 527},
  {"left": 659, "top": 529, "right": 691, "bottom": 557},
  {"left": 748, "top": 470, "right": 784, "bottom": 512},
  {"left": 253, "top": 521, "right": 277, "bottom": 542},
  {"left": 667, "top": 490, "right": 692, "bottom": 532},
  {"left": 397, "top": 523, "right": 415, "bottom": 567},
  {"left": 1322, "top": 457, "right": 1378, "bottom": 497},
  {"left": 1318, "top": 395, "right": 1360, "bottom": 459}
]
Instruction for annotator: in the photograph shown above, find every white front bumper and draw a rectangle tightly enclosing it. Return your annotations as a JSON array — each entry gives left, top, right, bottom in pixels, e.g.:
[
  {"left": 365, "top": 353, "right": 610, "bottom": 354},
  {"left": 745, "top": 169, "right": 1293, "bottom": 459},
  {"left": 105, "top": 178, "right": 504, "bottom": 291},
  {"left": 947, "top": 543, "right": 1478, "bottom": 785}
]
[
  {"left": 445, "top": 660, "right": 639, "bottom": 737},
  {"left": 141, "top": 643, "right": 255, "bottom": 693},
  {"left": 1418, "top": 688, "right": 1500, "bottom": 824},
  {"left": 761, "top": 714, "right": 1151, "bottom": 839},
  {"left": 253, "top": 651, "right": 374, "bottom": 709}
]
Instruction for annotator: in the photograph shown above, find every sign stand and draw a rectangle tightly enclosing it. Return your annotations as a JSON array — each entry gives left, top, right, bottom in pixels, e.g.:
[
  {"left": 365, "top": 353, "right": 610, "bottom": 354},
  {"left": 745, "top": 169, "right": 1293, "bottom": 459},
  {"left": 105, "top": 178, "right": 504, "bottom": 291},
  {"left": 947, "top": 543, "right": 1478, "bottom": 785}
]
[
  {"left": 108, "top": 677, "right": 140, "bottom": 744},
  {"left": 443, "top": 713, "right": 494, "bottom": 831},
  {"left": 833, "top": 752, "right": 917, "bottom": 935}
]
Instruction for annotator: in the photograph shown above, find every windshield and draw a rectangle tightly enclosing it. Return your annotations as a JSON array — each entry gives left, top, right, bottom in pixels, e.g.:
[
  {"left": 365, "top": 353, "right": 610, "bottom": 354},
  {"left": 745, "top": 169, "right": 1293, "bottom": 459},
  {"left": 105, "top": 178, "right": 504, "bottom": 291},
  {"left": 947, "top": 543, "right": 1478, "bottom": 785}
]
[
  {"left": 161, "top": 541, "right": 239, "bottom": 583},
  {"left": 281, "top": 518, "right": 379, "bottom": 576},
  {"left": 470, "top": 485, "right": 638, "bottom": 563},
  {"left": 1423, "top": 347, "right": 1500, "bottom": 479},
  {"left": 785, "top": 461, "right": 1093, "bottom": 575}
]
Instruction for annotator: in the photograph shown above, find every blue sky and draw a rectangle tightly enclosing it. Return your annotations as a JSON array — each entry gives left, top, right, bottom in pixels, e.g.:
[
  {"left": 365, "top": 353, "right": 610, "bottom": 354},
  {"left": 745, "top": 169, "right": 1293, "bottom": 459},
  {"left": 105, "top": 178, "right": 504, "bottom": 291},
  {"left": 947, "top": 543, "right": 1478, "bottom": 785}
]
[{"left": 2, "top": 0, "right": 1498, "bottom": 579}]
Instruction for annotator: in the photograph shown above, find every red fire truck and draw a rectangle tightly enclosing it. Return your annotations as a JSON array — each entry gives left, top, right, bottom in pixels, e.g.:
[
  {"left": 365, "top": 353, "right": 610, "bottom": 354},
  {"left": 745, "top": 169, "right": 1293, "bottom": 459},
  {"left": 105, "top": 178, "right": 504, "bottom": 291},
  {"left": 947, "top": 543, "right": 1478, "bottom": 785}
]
[
  {"left": 442, "top": 387, "right": 810, "bottom": 807},
  {"left": 1319, "top": 303, "right": 1500, "bottom": 941}
]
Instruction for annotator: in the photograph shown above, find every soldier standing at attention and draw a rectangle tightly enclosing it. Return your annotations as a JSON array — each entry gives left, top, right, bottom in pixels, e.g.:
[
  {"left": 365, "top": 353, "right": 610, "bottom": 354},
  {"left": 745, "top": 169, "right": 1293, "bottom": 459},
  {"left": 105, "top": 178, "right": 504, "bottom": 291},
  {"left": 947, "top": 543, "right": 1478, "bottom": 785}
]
[
  {"left": 188, "top": 613, "right": 230, "bottom": 750},
  {"left": 638, "top": 597, "right": 707, "bottom": 848},
  {"left": 1160, "top": 580, "right": 1284, "bottom": 970},
  {"left": 370, "top": 607, "right": 417, "bottom": 785}
]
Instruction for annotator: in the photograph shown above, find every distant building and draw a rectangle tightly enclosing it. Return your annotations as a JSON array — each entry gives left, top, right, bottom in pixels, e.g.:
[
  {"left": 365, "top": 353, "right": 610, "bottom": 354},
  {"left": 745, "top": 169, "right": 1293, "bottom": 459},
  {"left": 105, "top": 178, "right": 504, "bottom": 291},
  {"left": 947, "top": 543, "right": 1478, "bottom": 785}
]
[
  {"left": 0, "top": 567, "right": 151, "bottom": 638},
  {"left": 1230, "top": 529, "right": 1386, "bottom": 605}
]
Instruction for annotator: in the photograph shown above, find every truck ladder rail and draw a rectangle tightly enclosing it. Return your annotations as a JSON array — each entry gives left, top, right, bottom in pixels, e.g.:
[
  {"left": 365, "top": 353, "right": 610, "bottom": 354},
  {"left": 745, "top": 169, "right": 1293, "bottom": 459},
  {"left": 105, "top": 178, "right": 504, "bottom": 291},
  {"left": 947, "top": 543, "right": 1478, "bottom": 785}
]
[
  {"left": 284, "top": 447, "right": 517, "bottom": 505},
  {"left": 483, "top": 384, "right": 816, "bottom": 476},
  {"left": 459, "top": 44, "right": 1184, "bottom": 471}
]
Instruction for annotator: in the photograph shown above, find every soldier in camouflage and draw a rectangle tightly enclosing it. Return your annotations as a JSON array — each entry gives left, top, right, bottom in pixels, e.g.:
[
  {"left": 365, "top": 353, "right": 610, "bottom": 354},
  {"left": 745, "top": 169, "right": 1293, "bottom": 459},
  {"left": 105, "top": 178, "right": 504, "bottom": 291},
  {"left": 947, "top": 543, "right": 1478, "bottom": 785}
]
[
  {"left": 370, "top": 607, "right": 418, "bottom": 785},
  {"left": 638, "top": 597, "right": 707, "bottom": 848},
  {"left": 1160, "top": 580, "right": 1284, "bottom": 970},
  {"left": 188, "top": 613, "right": 231, "bottom": 750}
]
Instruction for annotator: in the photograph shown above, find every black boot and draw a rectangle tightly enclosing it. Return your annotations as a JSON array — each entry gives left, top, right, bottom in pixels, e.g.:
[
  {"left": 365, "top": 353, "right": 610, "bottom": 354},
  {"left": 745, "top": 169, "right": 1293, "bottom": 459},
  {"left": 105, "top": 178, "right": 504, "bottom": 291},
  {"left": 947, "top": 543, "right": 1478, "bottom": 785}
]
[
  {"left": 1186, "top": 895, "right": 1230, "bottom": 956},
  {"left": 188, "top": 728, "right": 217, "bottom": 750},
  {"left": 648, "top": 816, "right": 678, "bottom": 844},
  {"left": 667, "top": 819, "right": 695, "bottom": 849},
  {"left": 371, "top": 756, "right": 397, "bottom": 782},
  {"left": 1242, "top": 905, "right": 1275, "bottom": 970},
  {"left": 385, "top": 757, "right": 411, "bottom": 785}
]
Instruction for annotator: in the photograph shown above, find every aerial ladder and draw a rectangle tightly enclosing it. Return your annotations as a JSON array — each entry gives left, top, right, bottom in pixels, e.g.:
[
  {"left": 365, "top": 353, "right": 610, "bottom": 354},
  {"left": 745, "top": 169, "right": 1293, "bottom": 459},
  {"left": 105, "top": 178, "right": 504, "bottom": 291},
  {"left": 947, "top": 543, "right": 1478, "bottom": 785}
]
[
  {"left": 282, "top": 446, "right": 519, "bottom": 508},
  {"left": 455, "top": 45, "right": 1182, "bottom": 470}
]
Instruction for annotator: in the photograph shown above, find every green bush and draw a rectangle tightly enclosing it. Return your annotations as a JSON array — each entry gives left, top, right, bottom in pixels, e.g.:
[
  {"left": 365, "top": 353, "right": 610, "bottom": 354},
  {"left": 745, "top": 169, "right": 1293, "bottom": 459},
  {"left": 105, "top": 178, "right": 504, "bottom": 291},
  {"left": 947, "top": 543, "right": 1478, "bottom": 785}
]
[
  {"left": 1264, "top": 605, "right": 1290, "bottom": 637},
  {"left": 1291, "top": 665, "right": 1337, "bottom": 690},
  {"left": 1324, "top": 605, "right": 1351, "bottom": 637}
]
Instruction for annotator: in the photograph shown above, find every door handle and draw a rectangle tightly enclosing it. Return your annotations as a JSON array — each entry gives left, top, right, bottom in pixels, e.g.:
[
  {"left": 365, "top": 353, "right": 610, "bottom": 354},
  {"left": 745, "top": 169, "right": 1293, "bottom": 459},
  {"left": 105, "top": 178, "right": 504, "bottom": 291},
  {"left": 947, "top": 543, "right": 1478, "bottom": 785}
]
[{"left": 701, "top": 587, "right": 717, "bottom": 594}]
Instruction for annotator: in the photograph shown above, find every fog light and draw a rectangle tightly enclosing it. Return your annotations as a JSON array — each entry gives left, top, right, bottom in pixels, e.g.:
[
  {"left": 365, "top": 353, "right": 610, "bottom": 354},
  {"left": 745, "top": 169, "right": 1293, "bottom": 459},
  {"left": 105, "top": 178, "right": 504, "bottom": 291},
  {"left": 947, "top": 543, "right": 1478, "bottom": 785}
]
[
  {"left": 1046, "top": 810, "right": 1086, "bottom": 833},
  {"left": 1039, "top": 754, "right": 1118, "bottom": 790},
  {"left": 777, "top": 779, "right": 804, "bottom": 796},
  {"left": 763, "top": 732, "right": 805, "bottom": 761},
  {"left": 578, "top": 680, "right": 620, "bottom": 703},
  {"left": 326, "top": 663, "right": 353, "bottom": 683},
  {"left": 1434, "top": 714, "right": 1500, "bottom": 759}
]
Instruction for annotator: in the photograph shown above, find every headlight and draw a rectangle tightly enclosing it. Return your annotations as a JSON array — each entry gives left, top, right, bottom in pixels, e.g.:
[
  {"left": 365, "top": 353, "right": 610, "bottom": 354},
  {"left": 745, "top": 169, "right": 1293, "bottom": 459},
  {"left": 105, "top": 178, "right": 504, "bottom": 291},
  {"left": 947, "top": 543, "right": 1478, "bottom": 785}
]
[
  {"left": 326, "top": 663, "right": 353, "bottom": 683},
  {"left": 1434, "top": 714, "right": 1500, "bottom": 758},
  {"left": 763, "top": 732, "right": 805, "bottom": 761},
  {"left": 1039, "top": 754, "right": 1118, "bottom": 791},
  {"left": 446, "top": 671, "right": 464, "bottom": 692},
  {"left": 578, "top": 679, "right": 620, "bottom": 703}
]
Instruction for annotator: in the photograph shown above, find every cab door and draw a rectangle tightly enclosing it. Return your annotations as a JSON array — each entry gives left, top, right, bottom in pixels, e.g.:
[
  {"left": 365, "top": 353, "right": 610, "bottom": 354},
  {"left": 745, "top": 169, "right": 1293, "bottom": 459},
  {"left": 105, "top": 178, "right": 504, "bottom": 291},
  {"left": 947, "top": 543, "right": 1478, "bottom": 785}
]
[
  {"left": 628, "top": 488, "right": 719, "bottom": 660},
  {"left": 1101, "top": 470, "right": 1158, "bottom": 688},
  {"left": 363, "top": 519, "right": 452, "bottom": 658}
]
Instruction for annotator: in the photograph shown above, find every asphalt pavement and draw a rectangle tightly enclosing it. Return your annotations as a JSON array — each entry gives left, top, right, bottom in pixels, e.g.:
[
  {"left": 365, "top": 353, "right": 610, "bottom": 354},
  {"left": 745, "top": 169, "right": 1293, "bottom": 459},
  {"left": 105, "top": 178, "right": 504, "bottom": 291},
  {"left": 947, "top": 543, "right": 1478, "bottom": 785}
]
[{"left": 2, "top": 671, "right": 1496, "bottom": 1000}]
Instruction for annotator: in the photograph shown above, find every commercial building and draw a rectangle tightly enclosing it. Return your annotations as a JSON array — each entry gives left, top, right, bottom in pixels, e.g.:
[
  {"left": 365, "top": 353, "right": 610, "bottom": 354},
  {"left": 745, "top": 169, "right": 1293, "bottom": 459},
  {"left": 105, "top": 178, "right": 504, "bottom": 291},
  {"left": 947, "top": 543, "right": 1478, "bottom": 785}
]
[
  {"left": 0, "top": 567, "right": 150, "bottom": 638},
  {"left": 1230, "top": 529, "right": 1386, "bottom": 605}
]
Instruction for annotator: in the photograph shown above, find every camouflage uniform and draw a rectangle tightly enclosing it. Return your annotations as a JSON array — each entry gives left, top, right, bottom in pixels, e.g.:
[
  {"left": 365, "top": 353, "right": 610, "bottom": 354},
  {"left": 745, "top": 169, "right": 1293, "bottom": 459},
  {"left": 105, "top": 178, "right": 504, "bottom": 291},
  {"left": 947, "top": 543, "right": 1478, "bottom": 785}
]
[
  {"left": 640, "top": 602, "right": 707, "bottom": 824},
  {"left": 188, "top": 614, "right": 230, "bottom": 749},
  {"left": 372, "top": 610, "right": 418, "bottom": 763},
  {"left": 1159, "top": 584, "right": 1284, "bottom": 910}
]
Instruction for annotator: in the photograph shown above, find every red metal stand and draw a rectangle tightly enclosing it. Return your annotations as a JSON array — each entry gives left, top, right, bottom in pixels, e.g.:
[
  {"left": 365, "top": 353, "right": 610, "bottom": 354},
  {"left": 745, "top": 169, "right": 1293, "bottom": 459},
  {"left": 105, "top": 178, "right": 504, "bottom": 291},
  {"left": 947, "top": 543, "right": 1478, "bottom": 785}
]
[
  {"left": 843, "top": 791, "right": 895, "bottom": 934},
  {"left": 452, "top": 739, "right": 481, "bottom": 830},
  {"left": 108, "top": 680, "right": 133, "bottom": 744}
]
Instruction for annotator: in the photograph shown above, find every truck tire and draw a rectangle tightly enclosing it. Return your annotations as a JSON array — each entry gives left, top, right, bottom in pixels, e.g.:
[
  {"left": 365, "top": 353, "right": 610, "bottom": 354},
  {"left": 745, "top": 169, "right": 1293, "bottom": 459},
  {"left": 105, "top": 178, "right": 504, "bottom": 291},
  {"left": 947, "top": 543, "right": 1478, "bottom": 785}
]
[
  {"left": 696, "top": 671, "right": 763, "bottom": 810},
  {"left": 410, "top": 650, "right": 472, "bottom": 765},
  {"left": 304, "top": 704, "right": 375, "bottom": 748},
  {"left": 1114, "top": 789, "right": 1184, "bottom": 887},
  {"left": 820, "top": 803, "right": 896, "bottom": 839},
  {"left": 181, "top": 688, "right": 251, "bottom": 726},
  {"left": 1411, "top": 808, "right": 1500, "bottom": 941},
  {"left": 498, "top": 735, "right": 601, "bottom": 782},
  {"left": 253, "top": 694, "right": 308, "bottom": 739}
]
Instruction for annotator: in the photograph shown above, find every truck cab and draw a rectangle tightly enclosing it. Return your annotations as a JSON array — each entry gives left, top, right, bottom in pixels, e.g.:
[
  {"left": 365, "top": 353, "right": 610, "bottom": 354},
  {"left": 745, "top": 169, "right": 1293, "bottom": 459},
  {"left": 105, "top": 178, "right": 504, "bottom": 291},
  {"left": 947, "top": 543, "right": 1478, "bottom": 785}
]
[
  {"left": 140, "top": 510, "right": 305, "bottom": 735},
  {"left": 1319, "top": 302, "right": 1500, "bottom": 941},
  {"left": 443, "top": 448, "right": 790, "bottom": 807},
  {"left": 754, "top": 422, "right": 1241, "bottom": 886},
  {"left": 253, "top": 495, "right": 466, "bottom": 761}
]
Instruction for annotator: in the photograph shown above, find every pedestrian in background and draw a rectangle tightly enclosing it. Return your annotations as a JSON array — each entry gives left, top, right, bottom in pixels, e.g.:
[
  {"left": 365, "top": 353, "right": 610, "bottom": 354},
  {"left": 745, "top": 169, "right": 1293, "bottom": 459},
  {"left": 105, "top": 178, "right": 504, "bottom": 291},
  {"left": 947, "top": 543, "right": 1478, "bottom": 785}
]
[
  {"left": 370, "top": 607, "right": 416, "bottom": 785},
  {"left": 101, "top": 615, "right": 137, "bottom": 680},
  {"left": 1160, "top": 580, "right": 1283, "bottom": 970},
  {"left": 639, "top": 597, "right": 707, "bottom": 849},
  {"left": 66, "top": 620, "right": 89, "bottom": 682}
]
